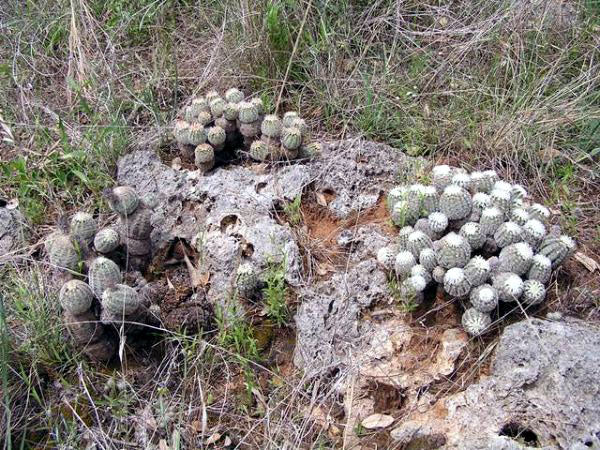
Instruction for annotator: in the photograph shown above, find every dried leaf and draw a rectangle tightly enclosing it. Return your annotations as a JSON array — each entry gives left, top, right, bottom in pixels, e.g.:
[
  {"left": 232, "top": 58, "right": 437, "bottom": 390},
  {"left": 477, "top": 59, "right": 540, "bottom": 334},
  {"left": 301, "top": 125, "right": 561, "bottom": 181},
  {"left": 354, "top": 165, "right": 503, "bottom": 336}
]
[
  {"left": 316, "top": 192, "right": 328, "bottom": 207},
  {"left": 6, "top": 198, "right": 18, "bottom": 210},
  {"left": 574, "top": 252, "right": 599, "bottom": 272},
  {"left": 224, "top": 436, "right": 232, "bottom": 446},
  {"left": 190, "top": 420, "right": 202, "bottom": 433},
  {"left": 361, "top": 413, "right": 394, "bottom": 429},
  {"left": 158, "top": 439, "right": 169, "bottom": 450},
  {"left": 206, "top": 432, "right": 221, "bottom": 445},
  {"left": 171, "top": 157, "right": 182, "bottom": 170}
]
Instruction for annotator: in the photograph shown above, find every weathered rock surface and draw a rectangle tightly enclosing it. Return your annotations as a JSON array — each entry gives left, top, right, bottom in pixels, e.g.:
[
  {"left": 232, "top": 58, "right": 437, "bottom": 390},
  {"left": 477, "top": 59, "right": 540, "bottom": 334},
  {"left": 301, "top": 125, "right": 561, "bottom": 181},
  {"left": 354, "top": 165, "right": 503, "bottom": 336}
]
[
  {"left": 0, "top": 202, "right": 26, "bottom": 263},
  {"left": 390, "top": 318, "right": 600, "bottom": 449}
]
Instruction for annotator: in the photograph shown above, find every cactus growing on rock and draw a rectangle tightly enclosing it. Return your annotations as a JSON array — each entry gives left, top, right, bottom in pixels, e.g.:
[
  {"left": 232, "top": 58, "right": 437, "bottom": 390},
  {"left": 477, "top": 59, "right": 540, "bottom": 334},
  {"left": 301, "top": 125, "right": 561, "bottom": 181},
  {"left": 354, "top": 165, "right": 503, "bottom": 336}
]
[
  {"left": 70, "top": 212, "right": 97, "bottom": 244},
  {"left": 444, "top": 267, "right": 471, "bottom": 297},
  {"left": 106, "top": 186, "right": 139, "bottom": 217},
  {"left": 94, "top": 228, "right": 120, "bottom": 254},
  {"left": 461, "top": 308, "right": 492, "bottom": 337},
  {"left": 59, "top": 280, "right": 94, "bottom": 315},
  {"left": 439, "top": 185, "right": 472, "bottom": 220},
  {"left": 195, "top": 144, "right": 216, "bottom": 172},
  {"left": 395, "top": 250, "right": 416, "bottom": 279},
  {"left": 470, "top": 284, "right": 498, "bottom": 313},
  {"left": 47, "top": 233, "right": 80, "bottom": 272},
  {"left": 101, "top": 284, "right": 141, "bottom": 316},
  {"left": 88, "top": 256, "right": 122, "bottom": 298},
  {"left": 437, "top": 233, "right": 471, "bottom": 269}
]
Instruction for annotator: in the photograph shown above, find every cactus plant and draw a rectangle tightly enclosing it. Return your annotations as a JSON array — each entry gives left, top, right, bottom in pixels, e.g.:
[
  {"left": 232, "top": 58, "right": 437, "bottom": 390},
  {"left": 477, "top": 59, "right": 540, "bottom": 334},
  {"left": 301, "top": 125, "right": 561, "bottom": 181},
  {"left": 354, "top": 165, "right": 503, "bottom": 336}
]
[
  {"left": 238, "top": 102, "right": 259, "bottom": 124},
  {"left": 88, "top": 256, "right": 122, "bottom": 298},
  {"left": 59, "top": 280, "right": 94, "bottom": 315},
  {"left": 528, "top": 203, "right": 551, "bottom": 223},
  {"left": 527, "top": 254, "right": 552, "bottom": 284},
  {"left": 437, "top": 232, "right": 471, "bottom": 269},
  {"left": 195, "top": 143, "right": 216, "bottom": 172},
  {"left": 207, "top": 126, "right": 226, "bottom": 146},
  {"left": 493, "top": 272, "right": 524, "bottom": 302},
  {"left": 48, "top": 233, "right": 80, "bottom": 271},
  {"left": 490, "top": 188, "right": 511, "bottom": 214},
  {"left": 239, "top": 121, "right": 260, "bottom": 138},
  {"left": 102, "top": 284, "right": 141, "bottom": 315},
  {"left": 419, "top": 248, "right": 437, "bottom": 272},
  {"left": 432, "top": 266, "right": 446, "bottom": 284},
  {"left": 223, "top": 102, "right": 240, "bottom": 121},
  {"left": 451, "top": 173, "right": 471, "bottom": 190},
  {"left": 225, "top": 88, "right": 244, "bottom": 103},
  {"left": 395, "top": 250, "right": 416, "bottom": 279},
  {"left": 70, "top": 212, "right": 97, "bottom": 244},
  {"left": 377, "top": 247, "right": 396, "bottom": 271},
  {"left": 188, "top": 123, "right": 207, "bottom": 146},
  {"left": 106, "top": 186, "right": 139, "bottom": 217},
  {"left": 261, "top": 114, "right": 282, "bottom": 138},
  {"left": 494, "top": 222, "right": 523, "bottom": 248},
  {"left": 406, "top": 230, "right": 433, "bottom": 259},
  {"left": 471, "top": 192, "right": 491, "bottom": 216},
  {"left": 522, "top": 219, "right": 546, "bottom": 249},
  {"left": 94, "top": 228, "right": 120, "bottom": 254},
  {"left": 209, "top": 97, "right": 226, "bottom": 117},
  {"left": 387, "top": 186, "right": 409, "bottom": 212},
  {"left": 392, "top": 200, "right": 419, "bottom": 227},
  {"left": 464, "top": 255, "right": 491, "bottom": 287},
  {"left": 249, "top": 140, "right": 273, "bottom": 162},
  {"left": 461, "top": 307, "right": 492, "bottom": 337},
  {"left": 250, "top": 97, "right": 265, "bottom": 115},
  {"left": 459, "top": 222, "right": 485, "bottom": 250},
  {"left": 432, "top": 165, "right": 453, "bottom": 191},
  {"left": 410, "top": 264, "right": 432, "bottom": 285},
  {"left": 400, "top": 275, "right": 427, "bottom": 304},
  {"left": 439, "top": 185, "right": 472, "bottom": 220},
  {"left": 197, "top": 111, "right": 213, "bottom": 126},
  {"left": 120, "top": 207, "right": 152, "bottom": 240},
  {"left": 282, "top": 111, "right": 299, "bottom": 127},
  {"left": 510, "top": 207, "right": 530, "bottom": 226},
  {"left": 498, "top": 242, "right": 533, "bottom": 276},
  {"left": 281, "top": 127, "right": 302, "bottom": 150},
  {"left": 470, "top": 284, "right": 498, "bottom": 313},
  {"left": 480, "top": 206, "right": 504, "bottom": 236},
  {"left": 443, "top": 267, "right": 471, "bottom": 297},
  {"left": 297, "top": 142, "right": 322, "bottom": 160},
  {"left": 538, "top": 235, "right": 575, "bottom": 268},
  {"left": 236, "top": 263, "right": 259, "bottom": 297},
  {"left": 428, "top": 212, "right": 448, "bottom": 234},
  {"left": 521, "top": 279, "right": 546, "bottom": 305}
]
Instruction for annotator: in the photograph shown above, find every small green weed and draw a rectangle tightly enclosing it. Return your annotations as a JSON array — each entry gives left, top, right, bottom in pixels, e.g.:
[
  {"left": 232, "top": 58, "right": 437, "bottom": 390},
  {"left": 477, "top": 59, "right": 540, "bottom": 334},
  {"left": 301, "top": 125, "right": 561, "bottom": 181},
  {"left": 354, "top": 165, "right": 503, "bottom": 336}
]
[
  {"left": 283, "top": 194, "right": 303, "bottom": 226},
  {"left": 388, "top": 276, "right": 419, "bottom": 313},
  {"left": 215, "top": 302, "right": 260, "bottom": 362},
  {"left": 262, "top": 257, "right": 289, "bottom": 327}
]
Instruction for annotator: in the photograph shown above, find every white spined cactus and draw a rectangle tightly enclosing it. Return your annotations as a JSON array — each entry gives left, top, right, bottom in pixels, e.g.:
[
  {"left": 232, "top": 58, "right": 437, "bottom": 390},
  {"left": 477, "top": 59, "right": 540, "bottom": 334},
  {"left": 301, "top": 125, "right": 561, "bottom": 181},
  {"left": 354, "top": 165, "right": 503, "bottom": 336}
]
[
  {"left": 197, "top": 111, "right": 213, "bottom": 126},
  {"left": 392, "top": 200, "right": 419, "bottom": 227},
  {"left": 528, "top": 203, "right": 551, "bottom": 223},
  {"left": 195, "top": 144, "right": 215, "bottom": 172},
  {"left": 480, "top": 207, "right": 504, "bottom": 236},
  {"left": 470, "top": 284, "right": 498, "bottom": 313},
  {"left": 432, "top": 266, "right": 446, "bottom": 284},
  {"left": 207, "top": 126, "right": 226, "bottom": 146},
  {"left": 249, "top": 140, "right": 273, "bottom": 162},
  {"left": 419, "top": 248, "right": 437, "bottom": 272},
  {"left": 250, "top": 97, "right": 265, "bottom": 115},
  {"left": 174, "top": 119, "right": 191, "bottom": 144},
  {"left": 282, "top": 111, "right": 299, "bottom": 127},
  {"left": 462, "top": 308, "right": 492, "bottom": 337},
  {"left": 451, "top": 172, "right": 471, "bottom": 191},
  {"left": 493, "top": 272, "right": 524, "bottom": 302},
  {"left": 522, "top": 219, "right": 546, "bottom": 249},
  {"left": 472, "top": 192, "right": 491, "bottom": 216},
  {"left": 437, "top": 232, "right": 471, "bottom": 269},
  {"left": 498, "top": 242, "right": 533, "bottom": 276},
  {"left": 527, "top": 254, "right": 552, "bottom": 284},
  {"left": 471, "top": 171, "right": 494, "bottom": 193},
  {"left": 494, "top": 221, "right": 523, "bottom": 248},
  {"left": 395, "top": 250, "right": 417, "bottom": 279},
  {"left": 261, "top": 114, "right": 282, "bottom": 138},
  {"left": 439, "top": 185, "right": 472, "bottom": 221},
  {"left": 428, "top": 212, "right": 448, "bottom": 234},
  {"left": 464, "top": 255, "right": 491, "bottom": 287},
  {"left": 225, "top": 88, "right": 244, "bottom": 104},
  {"left": 420, "top": 185, "right": 439, "bottom": 216},
  {"left": 510, "top": 207, "right": 530, "bottom": 226},
  {"left": 236, "top": 263, "right": 259, "bottom": 297},
  {"left": 400, "top": 275, "right": 427, "bottom": 305},
  {"left": 223, "top": 102, "right": 240, "bottom": 121},
  {"left": 459, "top": 222, "right": 485, "bottom": 250},
  {"left": 238, "top": 102, "right": 259, "bottom": 124},
  {"left": 406, "top": 230, "right": 433, "bottom": 259},
  {"left": 443, "top": 267, "right": 471, "bottom": 297},
  {"left": 281, "top": 127, "right": 302, "bottom": 150},
  {"left": 209, "top": 97, "right": 226, "bottom": 117},
  {"left": 432, "top": 165, "right": 453, "bottom": 191},
  {"left": 521, "top": 280, "right": 546, "bottom": 305},
  {"left": 397, "top": 226, "right": 414, "bottom": 250},
  {"left": 490, "top": 188, "right": 511, "bottom": 214},
  {"left": 188, "top": 123, "right": 207, "bottom": 146},
  {"left": 410, "top": 264, "right": 432, "bottom": 285},
  {"left": 377, "top": 247, "right": 396, "bottom": 270},
  {"left": 387, "top": 186, "right": 409, "bottom": 212}
]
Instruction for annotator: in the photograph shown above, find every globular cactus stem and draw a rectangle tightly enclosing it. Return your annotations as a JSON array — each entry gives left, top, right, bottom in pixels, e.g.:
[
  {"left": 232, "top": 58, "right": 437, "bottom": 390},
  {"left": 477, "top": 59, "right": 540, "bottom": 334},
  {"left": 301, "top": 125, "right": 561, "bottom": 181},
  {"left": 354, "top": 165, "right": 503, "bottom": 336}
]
[
  {"left": 106, "top": 186, "right": 139, "bottom": 217},
  {"left": 59, "top": 280, "right": 94, "bottom": 315},
  {"left": 470, "top": 284, "right": 498, "bottom": 313},
  {"left": 94, "top": 228, "right": 120, "bottom": 254},
  {"left": 195, "top": 144, "right": 216, "bottom": 173},
  {"left": 439, "top": 185, "right": 472, "bottom": 221},
  {"left": 443, "top": 267, "right": 471, "bottom": 297},
  {"left": 461, "top": 308, "right": 492, "bottom": 337},
  {"left": 88, "top": 256, "right": 122, "bottom": 298},
  {"left": 70, "top": 212, "right": 97, "bottom": 244}
]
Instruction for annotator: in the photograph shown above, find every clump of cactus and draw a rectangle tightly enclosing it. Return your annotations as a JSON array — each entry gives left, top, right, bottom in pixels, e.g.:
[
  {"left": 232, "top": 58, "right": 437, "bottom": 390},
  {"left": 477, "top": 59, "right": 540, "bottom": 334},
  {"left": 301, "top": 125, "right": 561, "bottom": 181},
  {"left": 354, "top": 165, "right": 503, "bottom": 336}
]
[
  {"left": 379, "top": 166, "right": 576, "bottom": 337},
  {"left": 44, "top": 185, "right": 158, "bottom": 362},
  {"left": 173, "top": 88, "right": 322, "bottom": 172}
]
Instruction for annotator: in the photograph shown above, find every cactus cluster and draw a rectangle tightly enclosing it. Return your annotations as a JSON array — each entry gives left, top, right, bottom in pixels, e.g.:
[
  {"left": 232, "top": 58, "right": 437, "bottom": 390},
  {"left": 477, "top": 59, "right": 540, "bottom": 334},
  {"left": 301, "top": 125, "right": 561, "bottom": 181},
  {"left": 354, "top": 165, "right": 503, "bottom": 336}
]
[
  {"left": 379, "top": 165, "right": 576, "bottom": 337},
  {"left": 173, "top": 88, "right": 322, "bottom": 172},
  {"left": 45, "top": 185, "right": 156, "bottom": 362}
]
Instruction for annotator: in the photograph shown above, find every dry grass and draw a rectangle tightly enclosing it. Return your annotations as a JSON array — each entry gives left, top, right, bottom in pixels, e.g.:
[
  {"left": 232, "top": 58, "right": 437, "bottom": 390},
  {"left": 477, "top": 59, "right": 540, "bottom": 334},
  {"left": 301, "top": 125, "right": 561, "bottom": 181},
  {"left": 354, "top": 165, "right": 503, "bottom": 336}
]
[{"left": 1, "top": 0, "right": 600, "bottom": 448}]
